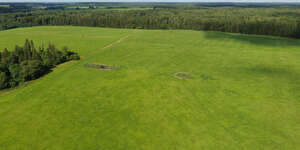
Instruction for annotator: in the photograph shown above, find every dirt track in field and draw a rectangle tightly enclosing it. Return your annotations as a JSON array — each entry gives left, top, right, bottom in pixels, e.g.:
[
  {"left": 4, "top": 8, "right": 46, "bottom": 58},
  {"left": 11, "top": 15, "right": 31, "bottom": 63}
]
[{"left": 89, "top": 30, "right": 139, "bottom": 55}]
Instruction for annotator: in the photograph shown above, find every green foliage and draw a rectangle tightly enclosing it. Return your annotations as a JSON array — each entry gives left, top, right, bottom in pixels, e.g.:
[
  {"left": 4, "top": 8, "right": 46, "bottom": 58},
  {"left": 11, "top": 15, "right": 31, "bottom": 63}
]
[
  {"left": 0, "top": 39, "right": 80, "bottom": 90},
  {"left": 0, "top": 71, "right": 9, "bottom": 89},
  {"left": 8, "top": 64, "right": 22, "bottom": 87},
  {"left": 20, "top": 60, "right": 45, "bottom": 81}
]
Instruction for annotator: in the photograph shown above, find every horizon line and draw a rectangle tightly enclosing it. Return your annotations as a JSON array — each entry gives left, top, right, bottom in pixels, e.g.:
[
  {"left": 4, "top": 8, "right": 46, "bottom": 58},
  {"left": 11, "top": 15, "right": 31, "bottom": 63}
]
[{"left": 1, "top": 1, "right": 300, "bottom": 3}]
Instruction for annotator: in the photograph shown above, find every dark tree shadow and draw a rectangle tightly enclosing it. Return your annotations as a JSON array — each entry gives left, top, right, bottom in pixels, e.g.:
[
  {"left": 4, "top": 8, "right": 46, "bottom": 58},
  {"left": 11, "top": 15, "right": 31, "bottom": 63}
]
[
  {"left": 242, "top": 65, "right": 300, "bottom": 87},
  {"left": 203, "top": 31, "right": 300, "bottom": 47},
  {"left": 245, "top": 65, "right": 292, "bottom": 76}
]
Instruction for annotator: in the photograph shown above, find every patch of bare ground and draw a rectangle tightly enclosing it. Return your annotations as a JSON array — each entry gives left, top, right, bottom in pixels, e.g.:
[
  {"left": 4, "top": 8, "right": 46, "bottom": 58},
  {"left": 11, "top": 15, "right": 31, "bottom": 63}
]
[{"left": 174, "top": 72, "right": 191, "bottom": 80}]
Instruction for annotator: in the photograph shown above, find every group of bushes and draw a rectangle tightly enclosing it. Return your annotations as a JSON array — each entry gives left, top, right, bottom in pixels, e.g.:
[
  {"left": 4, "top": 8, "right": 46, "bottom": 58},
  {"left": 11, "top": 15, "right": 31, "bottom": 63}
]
[{"left": 0, "top": 39, "right": 80, "bottom": 90}]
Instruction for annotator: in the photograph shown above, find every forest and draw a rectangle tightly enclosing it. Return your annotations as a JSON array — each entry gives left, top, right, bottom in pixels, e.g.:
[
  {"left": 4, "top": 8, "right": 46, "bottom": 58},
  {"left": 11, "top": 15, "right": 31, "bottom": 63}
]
[
  {"left": 0, "top": 39, "right": 80, "bottom": 90},
  {"left": 1, "top": 3, "right": 300, "bottom": 38}
]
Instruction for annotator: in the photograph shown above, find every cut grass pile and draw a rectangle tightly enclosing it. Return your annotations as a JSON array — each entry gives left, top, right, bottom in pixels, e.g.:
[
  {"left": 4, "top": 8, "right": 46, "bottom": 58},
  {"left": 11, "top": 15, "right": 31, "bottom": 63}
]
[
  {"left": 84, "top": 63, "right": 116, "bottom": 70},
  {"left": 0, "top": 26, "right": 299, "bottom": 150}
]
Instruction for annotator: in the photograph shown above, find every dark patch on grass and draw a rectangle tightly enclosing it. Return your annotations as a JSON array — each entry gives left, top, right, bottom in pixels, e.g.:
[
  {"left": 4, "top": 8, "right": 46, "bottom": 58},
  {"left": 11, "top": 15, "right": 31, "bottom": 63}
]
[
  {"left": 245, "top": 65, "right": 293, "bottom": 76},
  {"left": 203, "top": 31, "right": 300, "bottom": 47},
  {"left": 243, "top": 65, "right": 300, "bottom": 90},
  {"left": 174, "top": 72, "right": 191, "bottom": 80},
  {"left": 200, "top": 74, "right": 216, "bottom": 81},
  {"left": 84, "top": 63, "right": 116, "bottom": 70}
]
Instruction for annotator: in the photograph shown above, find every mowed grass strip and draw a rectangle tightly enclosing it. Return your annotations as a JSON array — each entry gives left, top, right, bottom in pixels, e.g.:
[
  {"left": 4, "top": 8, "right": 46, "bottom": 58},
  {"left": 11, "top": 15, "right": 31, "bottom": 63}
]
[{"left": 0, "top": 26, "right": 299, "bottom": 150}]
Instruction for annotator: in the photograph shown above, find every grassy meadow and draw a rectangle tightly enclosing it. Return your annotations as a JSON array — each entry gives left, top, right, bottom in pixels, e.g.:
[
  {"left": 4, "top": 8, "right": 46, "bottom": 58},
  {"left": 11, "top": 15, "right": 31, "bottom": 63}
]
[
  {"left": 0, "top": 5, "right": 9, "bottom": 8},
  {"left": 0, "top": 26, "right": 299, "bottom": 150}
]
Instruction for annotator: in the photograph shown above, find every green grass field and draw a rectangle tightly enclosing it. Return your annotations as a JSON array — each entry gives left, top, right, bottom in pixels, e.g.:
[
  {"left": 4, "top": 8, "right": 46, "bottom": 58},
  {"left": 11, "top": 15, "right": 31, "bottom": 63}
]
[
  {"left": 0, "top": 26, "right": 299, "bottom": 150},
  {"left": 0, "top": 5, "right": 9, "bottom": 8}
]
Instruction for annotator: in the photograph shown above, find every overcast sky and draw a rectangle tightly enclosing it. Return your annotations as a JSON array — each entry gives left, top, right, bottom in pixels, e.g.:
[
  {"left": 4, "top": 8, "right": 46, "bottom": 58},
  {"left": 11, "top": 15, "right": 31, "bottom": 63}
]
[{"left": 0, "top": 0, "right": 299, "bottom": 3}]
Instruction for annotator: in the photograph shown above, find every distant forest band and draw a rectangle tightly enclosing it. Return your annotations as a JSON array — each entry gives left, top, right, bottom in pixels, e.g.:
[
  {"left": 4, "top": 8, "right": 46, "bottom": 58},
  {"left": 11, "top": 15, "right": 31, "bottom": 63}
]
[{"left": 1, "top": 3, "right": 300, "bottom": 38}]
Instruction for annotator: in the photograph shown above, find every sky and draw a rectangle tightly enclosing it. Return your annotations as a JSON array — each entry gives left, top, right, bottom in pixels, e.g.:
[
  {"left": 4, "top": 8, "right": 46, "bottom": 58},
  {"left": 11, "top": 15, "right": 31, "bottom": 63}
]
[{"left": 0, "top": 0, "right": 299, "bottom": 2}]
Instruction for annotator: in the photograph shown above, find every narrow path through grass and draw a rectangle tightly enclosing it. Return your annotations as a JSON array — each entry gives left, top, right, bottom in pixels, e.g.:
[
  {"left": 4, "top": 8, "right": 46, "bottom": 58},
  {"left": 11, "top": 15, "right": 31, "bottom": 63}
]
[{"left": 88, "top": 30, "right": 139, "bottom": 56}]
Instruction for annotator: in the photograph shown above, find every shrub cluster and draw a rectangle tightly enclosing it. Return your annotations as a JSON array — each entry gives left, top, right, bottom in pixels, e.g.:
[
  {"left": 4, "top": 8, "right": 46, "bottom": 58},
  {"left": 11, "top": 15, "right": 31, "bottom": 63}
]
[{"left": 0, "top": 39, "right": 80, "bottom": 89}]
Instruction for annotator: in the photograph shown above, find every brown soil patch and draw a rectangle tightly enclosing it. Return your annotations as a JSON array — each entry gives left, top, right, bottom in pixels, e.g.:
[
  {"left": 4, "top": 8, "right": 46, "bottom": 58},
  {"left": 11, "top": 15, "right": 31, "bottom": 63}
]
[{"left": 174, "top": 72, "right": 191, "bottom": 80}]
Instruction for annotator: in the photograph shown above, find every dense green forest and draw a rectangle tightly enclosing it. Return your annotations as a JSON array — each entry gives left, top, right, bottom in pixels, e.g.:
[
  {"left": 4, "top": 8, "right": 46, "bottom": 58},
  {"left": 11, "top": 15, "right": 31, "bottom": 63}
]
[
  {"left": 1, "top": 3, "right": 300, "bottom": 38},
  {"left": 0, "top": 39, "right": 80, "bottom": 90}
]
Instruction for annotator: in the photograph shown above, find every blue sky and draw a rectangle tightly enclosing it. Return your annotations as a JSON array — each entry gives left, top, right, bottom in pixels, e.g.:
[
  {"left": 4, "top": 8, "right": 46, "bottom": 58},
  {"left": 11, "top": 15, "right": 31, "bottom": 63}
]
[{"left": 0, "top": 0, "right": 299, "bottom": 2}]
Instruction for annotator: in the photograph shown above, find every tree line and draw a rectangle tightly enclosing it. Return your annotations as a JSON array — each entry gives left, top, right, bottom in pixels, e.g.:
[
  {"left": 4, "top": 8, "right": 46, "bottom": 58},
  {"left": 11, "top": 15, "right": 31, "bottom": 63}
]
[
  {"left": 1, "top": 7, "right": 300, "bottom": 38},
  {"left": 0, "top": 39, "right": 80, "bottom": 90}
]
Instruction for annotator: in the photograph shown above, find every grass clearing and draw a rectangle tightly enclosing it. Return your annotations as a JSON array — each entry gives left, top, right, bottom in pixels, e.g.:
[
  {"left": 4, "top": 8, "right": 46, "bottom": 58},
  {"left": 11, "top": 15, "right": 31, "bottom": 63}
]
[
  {"left": 0, "top": 26, "right": 299, "bottom": 150},
  {"left": 0, "top": 5, "right": 9, "bottom": 8}
]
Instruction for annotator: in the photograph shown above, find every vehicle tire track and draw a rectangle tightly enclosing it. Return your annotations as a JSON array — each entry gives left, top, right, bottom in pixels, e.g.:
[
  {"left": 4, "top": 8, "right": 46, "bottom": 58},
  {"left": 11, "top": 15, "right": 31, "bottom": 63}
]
[{"left": 88, "top": 30, "right": 139, "bottom": 56}]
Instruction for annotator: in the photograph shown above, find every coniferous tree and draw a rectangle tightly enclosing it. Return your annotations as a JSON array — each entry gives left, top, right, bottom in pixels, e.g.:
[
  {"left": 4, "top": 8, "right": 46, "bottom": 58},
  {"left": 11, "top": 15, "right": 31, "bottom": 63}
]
[{"left": 0, "top": 39, "right": 80, "bottom": 90}]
